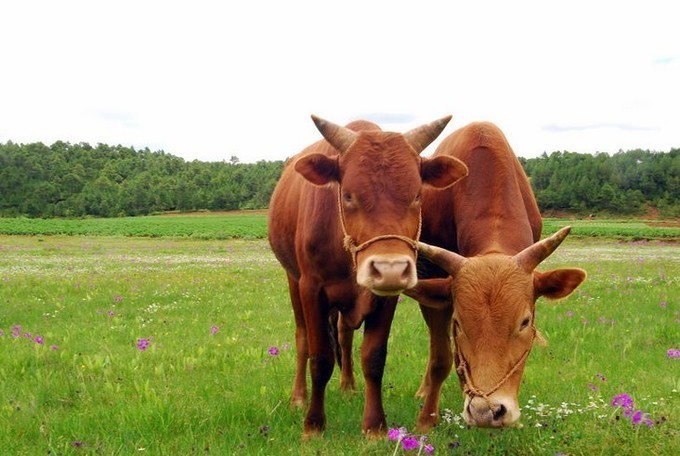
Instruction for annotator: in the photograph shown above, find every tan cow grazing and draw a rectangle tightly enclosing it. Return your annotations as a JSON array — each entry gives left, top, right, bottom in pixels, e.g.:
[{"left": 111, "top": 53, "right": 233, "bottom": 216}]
[
  {"left": 267, "top": 115, "right": 468, "bottom": 437},
  {"left": 406, "top": 121, "right": 586, "bottom": 430}
]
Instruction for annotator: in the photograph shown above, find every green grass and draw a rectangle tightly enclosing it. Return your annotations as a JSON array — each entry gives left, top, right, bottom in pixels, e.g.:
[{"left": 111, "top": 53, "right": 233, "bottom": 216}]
[
  {"left": 0, "top": 212, "right": 678, "bottom": 240},
  {"left": 0, "top": 224, "right": 678, "bottom": 454},
  {"left": 0, "top": 212, "right": 268, "bottom": 239}
]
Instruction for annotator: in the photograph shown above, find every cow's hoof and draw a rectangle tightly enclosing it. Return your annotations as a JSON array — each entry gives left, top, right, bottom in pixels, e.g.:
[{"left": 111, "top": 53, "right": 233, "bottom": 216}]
[
  {"left": 362, "top": 427, "right": 387, "bottom": 440},
  {"left": 301, "top": 428, "right": 323, "bottom": 441}
]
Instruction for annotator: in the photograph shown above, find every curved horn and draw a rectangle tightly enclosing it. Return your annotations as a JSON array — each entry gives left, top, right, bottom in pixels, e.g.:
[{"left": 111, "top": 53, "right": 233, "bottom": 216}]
[
  {"left": 418, "top": 241, "right": 467, "bottom": 275},
  {"left": 311, "top": 114, "right": 358, "bottom": 153},
  {"left": 403, "top": 115, "right": 452, "bottom": 154},
  {"left": 513, "top": 226, "right": 572, "bottom": 272}
]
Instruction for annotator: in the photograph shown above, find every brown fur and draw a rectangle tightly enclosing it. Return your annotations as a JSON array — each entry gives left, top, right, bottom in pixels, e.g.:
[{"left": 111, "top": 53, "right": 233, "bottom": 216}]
[
  {"left": 268, "top": 117, "right": 467, "bottom": 437},
  {"left": 409, "top": 121, "right": 585, "bottom": 429}
]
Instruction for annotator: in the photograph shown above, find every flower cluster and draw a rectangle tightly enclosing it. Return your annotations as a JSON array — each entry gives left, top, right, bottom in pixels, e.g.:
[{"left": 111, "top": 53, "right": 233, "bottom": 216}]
[
  {"left": 136, "top": 338, "right": 151, "bottom": 351},
  {"left": 611, "top": 393, "right": 654, "bottom": 427},
  {"left": 2, "top": 324, "right": 58, "bottom": 350},
  {"left": 388, "top": 427, "right": 434, "bottom": 454},
  {"left": 667, "top": 348, "right": 680, "bottom": 359}
]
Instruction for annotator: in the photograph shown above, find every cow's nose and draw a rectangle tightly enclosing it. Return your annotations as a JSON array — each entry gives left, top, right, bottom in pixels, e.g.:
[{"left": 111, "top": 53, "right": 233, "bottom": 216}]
[
  {"left": 492, "top": 404, "right": 507, "bottom": 421},
  {"left": 369, "top": 259, "right": 411, "bottom": 292},
  {"left": 466, "top": 397, "right": 519, "bottom": 428}
]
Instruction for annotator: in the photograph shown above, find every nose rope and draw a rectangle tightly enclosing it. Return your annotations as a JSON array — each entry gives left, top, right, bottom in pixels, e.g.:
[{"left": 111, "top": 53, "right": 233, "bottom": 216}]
[
  {"left": 455, "top": 326, "right": 536, "bottom": 408},
  {"left": 337, "top": 185, "right": 421, "bottom": 269}
]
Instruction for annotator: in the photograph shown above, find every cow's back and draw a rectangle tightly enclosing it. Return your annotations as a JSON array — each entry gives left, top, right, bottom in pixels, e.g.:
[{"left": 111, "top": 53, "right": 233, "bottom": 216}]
[{"left": 421, "top": 121, "right": 541, "bottom": 257}]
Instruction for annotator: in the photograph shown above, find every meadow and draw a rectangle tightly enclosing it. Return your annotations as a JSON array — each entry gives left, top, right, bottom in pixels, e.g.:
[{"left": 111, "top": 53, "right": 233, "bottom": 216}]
[{"left": 0, "top": 214, "right": 678, "bottom": 455}]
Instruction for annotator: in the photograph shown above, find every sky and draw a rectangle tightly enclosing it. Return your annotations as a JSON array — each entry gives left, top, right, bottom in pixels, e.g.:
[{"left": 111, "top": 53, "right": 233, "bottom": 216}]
[{"left": 1, "top": 0, "right": 678, "bottom": 163}]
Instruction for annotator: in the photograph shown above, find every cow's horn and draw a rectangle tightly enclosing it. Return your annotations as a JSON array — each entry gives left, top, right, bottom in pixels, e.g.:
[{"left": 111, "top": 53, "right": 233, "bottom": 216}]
[
  {"left": 513, "top": 226, "right": 572, "bottom": 272},
  {"left": 403, "top": 115, "right": 452, "bottom": 154},
  {"left": 311, "top": 115, "right": 358, "bottom": 154},
  {"left": 418, "top": 241, "right": 467, "bottom": 275}
]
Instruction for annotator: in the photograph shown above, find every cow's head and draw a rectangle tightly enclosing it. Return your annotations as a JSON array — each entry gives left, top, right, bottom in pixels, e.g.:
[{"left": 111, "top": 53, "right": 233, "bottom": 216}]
[
  {"left": 410, "top": 227, "right": 586, "bottom": 427},
  {"left": 295, "top": 115, "right": 468, "bottom": 296}
]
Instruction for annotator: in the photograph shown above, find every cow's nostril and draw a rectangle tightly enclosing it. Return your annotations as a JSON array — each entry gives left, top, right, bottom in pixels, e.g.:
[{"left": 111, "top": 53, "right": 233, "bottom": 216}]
[{"left": 493, "top": 404, "right": 507, "bottom": 421}]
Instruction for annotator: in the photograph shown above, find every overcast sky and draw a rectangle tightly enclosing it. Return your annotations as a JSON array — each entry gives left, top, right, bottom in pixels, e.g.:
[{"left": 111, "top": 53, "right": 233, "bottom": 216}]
[{"left": 1, "top": 0, "right": 678, "bottom": 163}]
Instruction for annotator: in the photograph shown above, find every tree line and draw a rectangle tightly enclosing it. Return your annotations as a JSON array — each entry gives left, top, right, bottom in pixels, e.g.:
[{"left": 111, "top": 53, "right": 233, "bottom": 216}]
[
  {"left": 0, "top": 140, "right": 678, "bottom": 218},
  {"left": 521, "top": 149, "right": 679, "bottom": 217},
  {"left": 0, "top": 141, "right": 282, "bottom": 218}
]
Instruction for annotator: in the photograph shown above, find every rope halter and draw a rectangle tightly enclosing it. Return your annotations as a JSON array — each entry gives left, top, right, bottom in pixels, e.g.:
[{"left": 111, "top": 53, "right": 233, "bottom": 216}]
[
  {"left": 336, "top": 185, "right": 422, "bottom": 269},
  {"left": 455, "top": 324, "right": 537, "bottom": 407}
]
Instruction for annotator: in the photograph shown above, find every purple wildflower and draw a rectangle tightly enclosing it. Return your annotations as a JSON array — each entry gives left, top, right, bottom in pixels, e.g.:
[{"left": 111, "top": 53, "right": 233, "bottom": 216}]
[
  {"left": 401, "top": 436, "right": 419, "bottom": 451},
  {"left": 210, "top": 325, "right": 219, "bottom": 335},
  {"left": 424, "top": 443, "right": 435, "bottom": 454},
  {"left": 24, "top": 332, "right": 32, "bottom": 339},
  {"left": 136, "top": 338, "right": 150, "bottom": 351},
  {"left": 281, "top": 342, "right": 291, "bottom": 350},
  {"left": 34, "top": 336, "right": 44, "bottom": 345},
  {"left": 114, "top": 294, "right": 123, "bottom": 302},
  {"left": 667, "top": 348, "right": 680, "bottom": 359},
  {"left": 659, "top": 301, "right": 667, "bottom": 308},
  {"left": 388, "top": 427, "right": 406, "bottom": 441},
  {"left": 612, "top": 393, "right": 634, "bottom": 411},
  {"left": 631, "top": 410, "right": 643, "bottom": 425},
  {"left": 268, "top": 346, "right": 280, "bottom": 356},
  {"left": 51, "top": 344, "right": 59, "bottom": 351},
  {"left": 566, "top": 311, "right": 574, "bottom": 317},
  {"left": 107, "top": 310, "right": 115, "bottom": 317}
]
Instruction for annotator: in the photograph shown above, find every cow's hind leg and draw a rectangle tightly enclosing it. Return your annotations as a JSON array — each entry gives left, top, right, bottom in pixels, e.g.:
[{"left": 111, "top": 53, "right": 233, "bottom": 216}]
[
  {"left": 287, "top": 275, "right": 308, "bottom": 409},
  {"left": 416, "top": 304, "right": 453, "bottom": 432},
  {"left": 299, "top": 277, "right": 335, "bottom": 437},
  {"left": 360, "top": 296, "right": 397, "bottom": 437}
]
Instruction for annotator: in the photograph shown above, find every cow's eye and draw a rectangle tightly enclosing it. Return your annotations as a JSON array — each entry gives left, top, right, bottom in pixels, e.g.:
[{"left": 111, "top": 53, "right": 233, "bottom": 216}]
[
  {"left": 343, "top": 192, "right": 353, "bottom": 203},
  {"left": 520, "top": 318, "right": 531, "bottom": 330},
  {"left": 414, "top": 194, "right": 422, "bottom": 204}
]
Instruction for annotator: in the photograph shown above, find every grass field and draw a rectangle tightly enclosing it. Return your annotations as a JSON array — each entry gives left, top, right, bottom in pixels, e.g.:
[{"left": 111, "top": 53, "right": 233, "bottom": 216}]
[
  {"left": 0, "top": 214, "right": 678, "bottom": 454},
  {"left": 0, "top": 212, "right": 678, "bottom": 240}
]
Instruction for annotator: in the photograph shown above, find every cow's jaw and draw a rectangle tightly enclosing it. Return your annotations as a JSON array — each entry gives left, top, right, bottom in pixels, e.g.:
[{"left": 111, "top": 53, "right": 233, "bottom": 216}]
[
  {"left": 356, "top": 253, "right": 417, "bottom": 296},
  {"left": 463, "top": 394, "right": 522, "bottom": 428}
]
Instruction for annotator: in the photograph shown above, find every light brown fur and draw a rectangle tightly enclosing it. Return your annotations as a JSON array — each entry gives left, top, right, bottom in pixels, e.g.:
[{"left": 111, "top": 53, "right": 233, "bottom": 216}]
[{"left": 408, "top": 122, "right": 586, "bottom": 429}]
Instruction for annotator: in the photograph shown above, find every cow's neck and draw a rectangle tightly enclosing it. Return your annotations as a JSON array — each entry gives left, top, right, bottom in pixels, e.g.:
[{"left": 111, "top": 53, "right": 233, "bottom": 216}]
[{"left": 453, "top": 148, "right": 536, "bottom": 257}]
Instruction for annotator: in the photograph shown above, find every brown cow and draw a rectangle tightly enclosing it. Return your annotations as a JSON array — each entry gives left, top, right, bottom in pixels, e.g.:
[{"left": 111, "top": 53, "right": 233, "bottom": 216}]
[
  {"left": 267, "top": 115, "right": 468, "bottom": 437},
  {"left": 406, "top": 121, "right": 586, "bottom": 429}
]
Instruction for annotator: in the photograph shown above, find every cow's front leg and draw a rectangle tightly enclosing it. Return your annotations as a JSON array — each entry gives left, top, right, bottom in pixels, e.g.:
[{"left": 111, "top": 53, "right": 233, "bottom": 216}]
[
  {"left": 416, "top": 304, "right": 453, "bottom": 432},
  {"left": 300, "top": 279, "right": 334, "bottom": 438},
  {"left": 360, "top": 296, "right": 397, "bottom": 437}
]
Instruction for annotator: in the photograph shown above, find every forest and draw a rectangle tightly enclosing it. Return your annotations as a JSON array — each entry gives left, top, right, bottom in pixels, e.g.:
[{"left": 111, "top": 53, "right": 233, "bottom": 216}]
[{"left": 0, "top": 141, "right": 678, "bottom": 218}]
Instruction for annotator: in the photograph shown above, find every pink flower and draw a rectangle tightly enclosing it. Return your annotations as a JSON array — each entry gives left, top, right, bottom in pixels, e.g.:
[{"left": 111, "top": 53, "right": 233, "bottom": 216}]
[
  {"left": 136, "top": 338, "right": 151, "bottom": 351},
  {"left": 210, "top": 325, "right": 219, "bottom": 335},
  {"left": 268, "top": 346, "right": 280, "bottom": 356},
  {"left": 401, "top": 436, "right": 419, "bottom": 451},
  {"left": 388, "top": 427, "right": 406, "bottom": 441}
]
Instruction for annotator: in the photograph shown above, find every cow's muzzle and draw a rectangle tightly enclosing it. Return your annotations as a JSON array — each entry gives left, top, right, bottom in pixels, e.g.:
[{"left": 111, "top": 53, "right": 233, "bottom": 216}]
[{"left": 356, "top": 254, "right": 417, "bottom": 296}]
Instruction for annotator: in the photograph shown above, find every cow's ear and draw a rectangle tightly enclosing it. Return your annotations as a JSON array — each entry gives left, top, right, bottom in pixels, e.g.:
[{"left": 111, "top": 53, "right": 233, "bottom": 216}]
[
  {"left": 294, "top": 153, "right": 340, "bottom": 186},
  {"left": 403, "top": 277, "right": 453, "bottom": 309},
  {"left": 421, "top": 156, "right": 468, "bottom": 189},
  {"left": 534, "top": 268, "right": 587, "bottom": 300}
]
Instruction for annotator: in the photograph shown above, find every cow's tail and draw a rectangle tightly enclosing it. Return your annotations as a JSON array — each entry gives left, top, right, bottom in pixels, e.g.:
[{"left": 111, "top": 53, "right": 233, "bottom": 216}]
[{"left": 328, "top": 308, "right": 342, "bottom": 368}]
